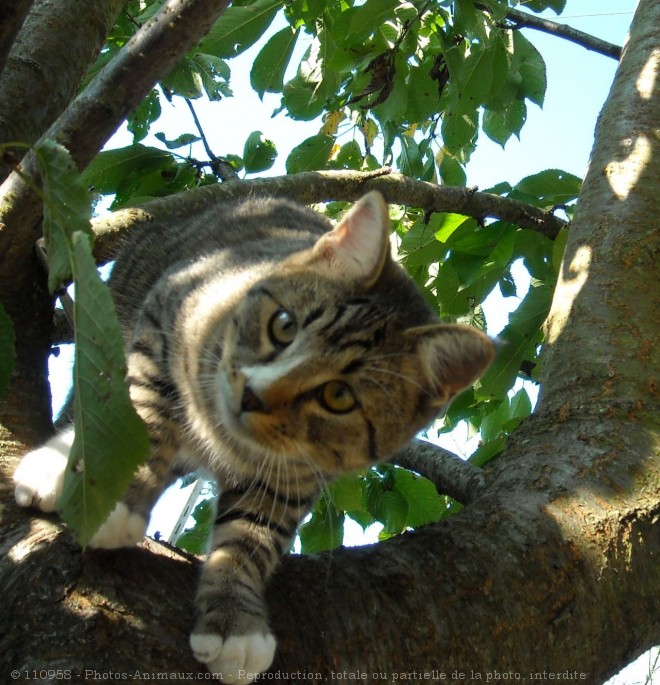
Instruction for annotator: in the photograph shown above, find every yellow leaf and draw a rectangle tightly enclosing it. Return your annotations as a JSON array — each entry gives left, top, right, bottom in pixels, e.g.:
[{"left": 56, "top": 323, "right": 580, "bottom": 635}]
[
  {"left": 360, "top": 119, "right": 379, "bottom": 147},
  {"left": 320, "top": 110, "right": 345, "bottom": 136}
]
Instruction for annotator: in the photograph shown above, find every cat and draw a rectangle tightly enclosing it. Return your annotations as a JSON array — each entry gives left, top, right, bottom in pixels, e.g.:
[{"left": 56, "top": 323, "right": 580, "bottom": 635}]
[{"left": 14, "top": 191, "right": 494, "bottom": 682}]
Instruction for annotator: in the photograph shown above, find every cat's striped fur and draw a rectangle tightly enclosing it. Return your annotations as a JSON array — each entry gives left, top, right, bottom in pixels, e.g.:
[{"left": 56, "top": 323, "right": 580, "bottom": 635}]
[{"left": 14, "top": 192, "right": 494, "bottom": 682}]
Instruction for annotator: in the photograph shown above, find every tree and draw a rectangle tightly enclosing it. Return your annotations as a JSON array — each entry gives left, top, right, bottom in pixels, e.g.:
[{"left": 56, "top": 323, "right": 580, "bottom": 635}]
[{"left": 1, "top": 0, "right": 658, "bottom": 683}]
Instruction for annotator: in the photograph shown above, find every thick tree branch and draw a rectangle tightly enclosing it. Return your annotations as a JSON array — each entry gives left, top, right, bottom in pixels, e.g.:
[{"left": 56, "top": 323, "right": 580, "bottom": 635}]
[
  {"left": 0, "top": 0, "right": 233, "bottom": 284},
  {"left": 0, "top": 0, "right": 34, "bottom": 76},
  {"left": 477, "top": 3, "right": 623, "bottom": 61},
  {"left": 90, "top": 169, "right": 568, "bottom": 263},
  {"left": 0, "top": 0, "right": 125, "bottom": 183},
  {"left": 390, "top": 438, "right": 486, "bottom": 505}
]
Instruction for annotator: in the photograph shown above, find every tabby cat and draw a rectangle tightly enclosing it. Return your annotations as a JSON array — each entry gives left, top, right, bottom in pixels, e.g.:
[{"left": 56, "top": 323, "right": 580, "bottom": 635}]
[{"left": 14, "top": 192, "right": 494, "bottom": 682}]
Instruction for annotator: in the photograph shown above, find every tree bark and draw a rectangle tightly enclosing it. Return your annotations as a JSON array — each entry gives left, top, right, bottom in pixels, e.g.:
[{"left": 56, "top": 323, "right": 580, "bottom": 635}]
[
  {"left": 1, "top": 1, "right": 659, "bottom": 684},
  {"left": 89, "top": 169, "right": 567, "bottom": 265},
  {"left": 0, "top": 0, "right": 126, "bottom": 183}
]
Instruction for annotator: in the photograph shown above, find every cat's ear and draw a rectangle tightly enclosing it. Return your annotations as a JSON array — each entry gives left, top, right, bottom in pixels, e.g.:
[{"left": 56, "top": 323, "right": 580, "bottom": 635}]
[
  {"left": 407, "top": 324, "right": 495, "bottom": 408},
  {"left": 311, "top": 191, "right": 390, "bottom": 286}
]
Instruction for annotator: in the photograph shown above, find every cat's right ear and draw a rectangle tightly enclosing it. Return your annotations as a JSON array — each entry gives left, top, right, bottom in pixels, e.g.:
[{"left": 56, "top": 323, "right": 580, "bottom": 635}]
[
  {"left": 406, "top": 324, "right": 496, "bottom": 409},
  {"left": 310, "top": 191, "right": 390, "bottom": 286}
]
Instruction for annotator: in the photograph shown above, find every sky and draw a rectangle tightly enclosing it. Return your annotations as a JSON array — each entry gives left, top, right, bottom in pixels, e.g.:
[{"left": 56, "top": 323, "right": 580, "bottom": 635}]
[{"left": 51, "top": 2, "right": 658, "bottom": 681}]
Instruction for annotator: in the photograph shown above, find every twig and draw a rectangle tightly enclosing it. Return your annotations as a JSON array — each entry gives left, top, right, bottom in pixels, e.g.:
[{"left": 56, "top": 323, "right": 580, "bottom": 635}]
[
  {"left": 184, "top": 97, "right": 215, "bottom": 162},
  {"left": 183, "top": 98, "right": 239, "bottom": 183},
  {"left": 477, "top": 3, "right": 623, "bottom": 61},
  {"left": 90, "top": 169, "right": 569, "bottom": 264},
  {"left": 390, "top": 438, "right": 486, "bottom": 505}
]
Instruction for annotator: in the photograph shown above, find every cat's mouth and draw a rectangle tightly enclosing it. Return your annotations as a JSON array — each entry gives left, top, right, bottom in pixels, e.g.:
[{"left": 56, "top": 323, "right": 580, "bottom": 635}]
[{"left": 216, "top": 372, "right": 294, "bottom": 456}]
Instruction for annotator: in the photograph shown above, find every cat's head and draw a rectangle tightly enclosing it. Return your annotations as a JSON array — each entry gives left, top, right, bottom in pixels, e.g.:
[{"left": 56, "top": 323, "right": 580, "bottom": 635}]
[{"left": 214, "top": 192, "right": 494, "bottom": 475}]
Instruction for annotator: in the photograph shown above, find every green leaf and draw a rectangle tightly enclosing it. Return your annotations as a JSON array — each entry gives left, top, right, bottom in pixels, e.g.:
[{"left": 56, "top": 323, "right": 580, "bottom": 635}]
[
  {"left": 502, "top": 388, "right": 533, "bottom": 432},
  {"left": 523, "top": 0, "right": 567, "bottom": 14},
  {"left": 299, "top": 496, "right": 344, "bottom": 553},
  {"left": 36, "top": 141, "right": 93, "bottom": 292},
  {"left": 483, "top": 100, "right": 527, "bottom": 147},
  {"left": 0, "top": 302, "right": 15, "bottom": 399},
  {"left": 250, "top": 26, "right": 299, "bottom": 98},
  {"left": 35, "top": 140, "right": 150, "bottom": 547},
  {"left": 469, "top": 435, "right": 506, "bottom": 467},
  {"left": 397, "top": 135, "right": 424, "bottom": 178},
  {"left": 456, "top": 43, "right": 495, "bottom": 114},
  {"left": 366, "top": 469, "right": 409, "bottom": 535},
  {"left": 329, "top": 473, "right": 366, "bottom": 513},
  {"left": 112, "top": 162, "right": 196, "bottom": 209},
  {"left": 393, "top": 468, "right": 449, "bottom": 529},
  {"left": 480, "top": 398, "right": 509, "bottom": 442},
  {"left": 242, "top": 130, "right": 277, "bottom": 173},
  {"left": 400, "top": 218, "right": 449, "bottom": 269},
  {"left": 512, "top": 168, "right": 582, "bottom": 208},
  {"left": 499, "top": 269, "right": 517, "bottom": 298},
  {"left": 285, "top": 133, "right": 335, "bottom": 174},
  {"left": 57, "top": 231, "right": 151, "bottom": 546},
  {"left": 439, "top": 153, "right": 467, "bottom": 186},
  {"left": 154, "top": 132, "right": 202, "bottom": 150},
  {"left": 162, "top": 57, "right": 204, "bottom": 98},
  {"left": 336, "top": 0, "right": 399, "bottom": 45},
  {"left": 195, "top": 54, "right": 232, "bottom": 101},
  {"left": 513, "top": 32, "right": 546, "bottom": 107},
  {"left": 372, "top": 55, "right": 409, "bottom": 126},
  {"left": 281, "top": 73, "right": 329, "bottom": 121},
  {"left": 199, "top": 0, "right": 281, "bottom": 59},
  {"left": 477, "top": 281, "right": 554, "bottom": 400},
  {"left": 127, "top": 89, "right": 161, "bottom": 143},
  {"left": 176, "top": 498, "right": 214, "bottom": 555},
  {"left": 407, "top": 63, "right": 441, "bottom": 123},
  {"left": 82, "top": 145, "right": 176, "bottom": 196},
  {"left": 442, "top": 89, "right": 478, "bottom": 153}
]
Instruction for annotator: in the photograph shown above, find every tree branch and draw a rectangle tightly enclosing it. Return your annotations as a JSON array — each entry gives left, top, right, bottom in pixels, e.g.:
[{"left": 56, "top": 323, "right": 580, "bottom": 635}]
[
  {"left": 0, "top": 0, "right": 34, "bottom": 75},
  {"left": 477, "top": 3, "right": 623, "bottom": 61},
  {"left": 184, "top": 97, "right": 240, "bottom": 182},
  {"left": 389, "top": 438, "right": 486, "bottom": 504},
  {"left": 0, "top": 0, "right": 233, "bottom": 281},
  {"left": 0, "top": 0, "right": 125, "bottom": 183},
  {"left": 90, "top": 169, "right": 568, "bottom": 263}
]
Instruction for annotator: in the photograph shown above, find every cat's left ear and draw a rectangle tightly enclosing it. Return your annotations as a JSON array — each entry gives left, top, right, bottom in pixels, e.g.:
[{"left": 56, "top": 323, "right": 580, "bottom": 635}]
[
  {"left": 407, "top": 324, "right": 496, "bottom": 408},
  {"left": 311, "top": 191, "right": 390, "bottom": 286}
]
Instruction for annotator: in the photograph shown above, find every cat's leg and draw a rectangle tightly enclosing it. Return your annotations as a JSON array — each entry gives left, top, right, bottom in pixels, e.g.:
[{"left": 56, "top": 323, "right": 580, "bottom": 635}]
[
  {"left": 14, "top": 427, "right": 74, "bottom": 512},
  {"left": 190, "top": 483, "right": 309, "bottom": 683},
  {"left": 12, "top": 421, "right": 177, "bottom": 548}
]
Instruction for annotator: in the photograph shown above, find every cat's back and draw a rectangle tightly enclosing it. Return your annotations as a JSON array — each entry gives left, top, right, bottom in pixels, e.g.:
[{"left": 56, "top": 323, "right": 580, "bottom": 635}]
[{"left": 109, "top": 196, "right": 332, "bottom": 323}]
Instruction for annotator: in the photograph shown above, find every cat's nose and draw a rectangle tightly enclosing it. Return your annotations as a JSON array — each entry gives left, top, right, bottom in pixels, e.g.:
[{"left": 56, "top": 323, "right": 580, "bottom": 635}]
[{"left": 241, "top": 384, "right": 265, "bottom": 413}]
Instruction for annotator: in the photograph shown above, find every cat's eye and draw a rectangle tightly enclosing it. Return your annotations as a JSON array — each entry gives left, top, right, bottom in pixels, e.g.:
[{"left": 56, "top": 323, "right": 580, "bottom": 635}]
[
  {"left": 268, "top": 308, "right": 297, "bottom": 347},
  {"left": 318, "top": 381, "right": 357, "bottom": 414}
]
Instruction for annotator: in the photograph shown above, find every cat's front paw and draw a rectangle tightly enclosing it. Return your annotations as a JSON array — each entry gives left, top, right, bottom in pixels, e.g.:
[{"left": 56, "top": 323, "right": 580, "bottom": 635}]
[
  {"left": 13, "top": 430, "right": 74, "bottom": 512},
  {"left": 88, "top": 502, "right": 147, "bottom": 549},
  {"left": 190, "top": 632, "right": 276, "bottom": 683}
]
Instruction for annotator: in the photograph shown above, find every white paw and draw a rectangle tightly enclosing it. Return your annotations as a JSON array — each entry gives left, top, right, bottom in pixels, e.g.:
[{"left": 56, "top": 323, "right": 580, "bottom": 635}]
[
  {"left": 190, "top": 632, "right": 276, "bottom": 683},
  {"left": 13, "top": 429, "right": 74, "bottom": 512},
  {"left": 88, "top": 502, "right": 147, "bottom": 549}
]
